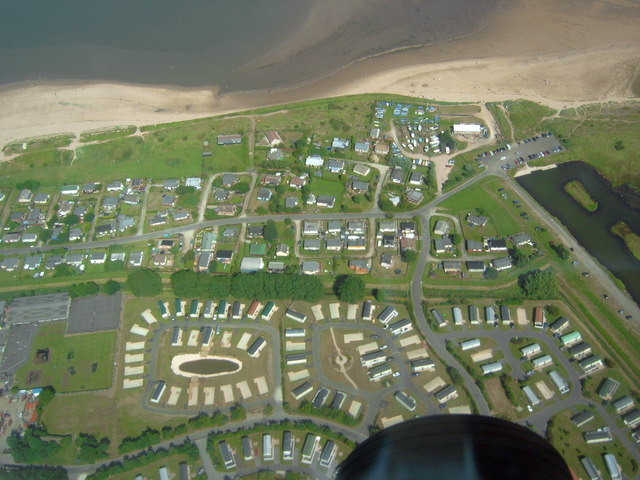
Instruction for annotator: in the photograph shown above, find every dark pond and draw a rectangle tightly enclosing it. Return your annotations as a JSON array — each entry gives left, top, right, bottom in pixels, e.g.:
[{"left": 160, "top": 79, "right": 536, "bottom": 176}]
[
  {"left": 516, "top": 161, "right": 640, "bottom": 306},
  {"left": 180, "top": 358, "right": 240, "bottom": 376}
]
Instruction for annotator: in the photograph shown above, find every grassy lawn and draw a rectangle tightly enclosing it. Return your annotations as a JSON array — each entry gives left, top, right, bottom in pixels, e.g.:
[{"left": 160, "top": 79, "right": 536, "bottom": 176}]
[
  {"left": 611, "top": 221, "right": 640, "bottom": 261},
  {"left": 563, "top": 180, "right": 598, "bottom": 212},
  {"left": 3, "top": 133, "right": 74, "bottom": 155},
  {"left": 15, "top": 322, "right": 116, "bottom": 393},
  {"left": 503, "top": 100, "right": 556, "bottom": 139},
  {"left": 486, "top": 102, "right": 512, "bottom": 143},
  {"left": 309, "top": 177, "right": 345, "bottom": 199},
  {"left": 79, "top": 126, "right": 137, "bottom": 143}
]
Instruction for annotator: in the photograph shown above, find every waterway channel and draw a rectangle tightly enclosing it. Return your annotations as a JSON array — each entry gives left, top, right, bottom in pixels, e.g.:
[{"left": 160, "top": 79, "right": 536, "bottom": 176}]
[{"left": 516, "top": 161, "right": 640, "bottom": 306}]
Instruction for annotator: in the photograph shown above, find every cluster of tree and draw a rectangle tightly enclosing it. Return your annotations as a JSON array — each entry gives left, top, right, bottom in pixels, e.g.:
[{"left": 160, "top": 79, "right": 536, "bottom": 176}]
[
  {"left": 170, "top": 271, "right": 324, "bottom": 302},
  {"left": 35, "top": 386, "right": 55, "bottom": 417},
  {"left": 181, "top": 250, "right": 195, "bottom": 268},
  {"left": 103, "top": 280, "right": 121, "bottom": 295},
  {"left": 334, "top": 275, "right": 366, "bottom": 303},
  {"left": 446, "top": 366, "right": 464, "bottom": 386},
  {"left": 76, "top": 433, "right": 110, "bottom": 464},
  {"left": 68, "top": 281, "right": 99, "bottom": 298},
  {"left": 53, "top": 263, "right": 75, "bottom": 278},
  {"left": 175, "top": 185, "right": 196, "bottom": 195},
  {"left": 442, "top": 164, "right": 476, "bottom": 191},
  {"left": 297, "top": 401, "right": 360, "bottom": 426},
  {"left": 499, "top": 374, "right": 520, "bottom": 407},
  {"left": 7, "top": 427, "right": 66, "bottom": 463},
  {"left": 126, "top": 269, "right": 163, "bottom": 297},
  {"left": 401, "top": 249, "right": 417, "bottom": 263},
  {"left": 118, "top": 427, "right": 161, "bottom": 454},
  {"left": 549, "top": 243, "right": 570, "bottom": 260},
  {"left": 16, "top": 180, "right": 40, "bottom": 190},
  {"left": 263, "top": 220, "right": 278, "bottom": 244},
  {"left": 161, "top": 411, "right": 228, "bottom": 441},
  {"left": 512, "top": 248, "right": 534, "bottom": 267},
  {"left": 0, "top": 466, "right": 68, "bottom": 480},
  {"left": 89, "top": 441, "right": 198, "bottom": 480},
  {"left": 438, "top": 130, "right": 457, "bottom": 150},
  {"left": 230, "top": 404, "right": 247, "bottom": 421},
  {"left": 484, "top": 267, "right": 499, "bottom": 280},
  {"left": 518, "top": 269, "right": 558, "bottom": 299}
]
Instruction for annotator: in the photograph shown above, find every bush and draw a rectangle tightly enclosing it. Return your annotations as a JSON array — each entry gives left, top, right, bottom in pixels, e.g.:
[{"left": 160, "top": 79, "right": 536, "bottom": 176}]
[
  {"left": 334, "top": 275, "right": 366, "bottom": 303},
  {"left": 103, "top": 280, "right": 121, "bottom": 295},
  {"left": 518, "top": 269, "right": 558, "bottom": 299}
]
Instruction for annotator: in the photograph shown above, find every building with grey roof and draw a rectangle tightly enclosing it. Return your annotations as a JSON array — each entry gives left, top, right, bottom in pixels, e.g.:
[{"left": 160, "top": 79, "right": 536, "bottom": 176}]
[{"left": 8, "top": 293, "right": 70, "bottom": 325}]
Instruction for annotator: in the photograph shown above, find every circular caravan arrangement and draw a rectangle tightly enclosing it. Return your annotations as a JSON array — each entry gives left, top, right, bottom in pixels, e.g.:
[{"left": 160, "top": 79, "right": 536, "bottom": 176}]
[{"left": 171, "top": 354, "right": 242, "bottom": 378}]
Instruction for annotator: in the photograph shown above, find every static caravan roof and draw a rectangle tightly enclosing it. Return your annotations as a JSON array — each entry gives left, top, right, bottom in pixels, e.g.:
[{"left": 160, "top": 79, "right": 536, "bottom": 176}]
[
  {"left": 571, "top": 411, "right": 595, "bottom": 428},
  {"left": 522, "top": 386, "right": 540, "bottom": 406},
  {"left": 431, "top": 308, "right": 446, "bottom": 327},
  {"left": 580, "top": 457, "right": 600, "bottom": 480},
  {"left": 460, "top": 338, "right": 481, "bottom": 351},
  {"left": 282, "top": 431, "right": 294, "bottom": 460},
  {"left": 219, "top": 441, "right": 235, "bottom": 469},
  {"left": 468, "top": 305, "right": 478, "bottom": 323},
  {"left": 286, "top": 308, "right": 307, "bottom": 323},
  {"left": 481, "top": 361, "right": 503, "bottom": 375},
  {"left": 241, "top": 436, "right": 253, "bottom": 460}
]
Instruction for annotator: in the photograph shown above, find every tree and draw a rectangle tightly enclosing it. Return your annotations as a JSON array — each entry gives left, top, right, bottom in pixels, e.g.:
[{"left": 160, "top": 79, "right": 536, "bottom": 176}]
[
  {"left": 614, "top": 139, "right": 625, "bottom": 151},
  {"left": 235, "top": 181, "right": 250, "bottom": 194},
  {"left": 207, "top": 260, "right": 217, "bottom": 273},
  {"left": 374, "top": 288, "right": 391, "bottom": 302},
  {"left": 401, "top": 250, "right": 417, "bottom": 263},
  {"left": 76, "top": 433, "right": 110, "bottom": 463},
  {"left": 484, "top": 267, "right": 498, "bottom": 280},
  {"left": 512, "top": 249, "right": 531, "bottom": 267},
  {"left": 175, "top": 185, "right": 196, "bottom": 195},
  {"left": 62, "top": 214, "right": 80, "bottom": 226},
  {"left": 53, "top": 263, "right": 75, "bottom": 278},
  {"left": 16, "top": 180, "right": 40, "bottom": 191},
  {"left": 518, "top": 269, "right": 558, "bottom": 299},
  {"left": 182, "top": 249, "right": 195, "bottom": 268},
  {"left": 545, "top": 304, "right": 559, "bottom": 317},
  {"left": 84, "top": 212, "right": 95, "bottom": 223},
  {"left": 69, "top": 281, "right": 99, "bottom": 297},
  {"left": 334, "top": 275, "right": 366, "bottom": 303},
  {"left": 35, "top": 386, "right": 55, "bottom": 417},
  {"left": 263, "top": 220, "right": 278, "bottom": 244},
  {"left": 451, "top": 233, "right": 461, "bottom": 245},
  {"left": 550, "top": 243, "right": 570, "bottom": 260},
  {"left": 39, "top": 229, "right": 52, "bottom": 243},
  {"left": 103, "top": 280, "right": 121, "bottom": 295},
  {"left": 127, "top": 269, "right": 162, "bottom": 297}
]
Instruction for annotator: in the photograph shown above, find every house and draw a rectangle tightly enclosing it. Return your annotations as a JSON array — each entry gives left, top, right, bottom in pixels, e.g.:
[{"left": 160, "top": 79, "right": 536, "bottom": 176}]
[
  {"left": 123, "top": 194, "right": 140, "bottom": 206},
  {"left": 512, "top": 233, "right": 533, "bottom": 247},
  {"left": 0, "top": 257, "right": 20, "bottom": 272},
  {"left": 327, "top": 220, "right": 342, "bottom": 234},
  {"left": 353, "top": 164, "right": 371, "bottom": 176},
  {"left": 163, "top": 179, "right": 180, "bottom": 190},
  {"left": 265, "top": 130, "right": 282, "bottom": 146},
  {"left": 257, "top": 188, "right": 272, "bottom": 202},
  {"left": 285, "top": 197, "right": 299, "bottom": 209},
  {"left": 381, "top": 235, "right": 396, "bottom": 249},
  {"left": 173, "top": 211, "right": 190, "bottom": 222},
  {"left": 317, "top": 196, "right": 335, "bottom": 208},
  {"left": 400, "top": 237, "right": 417, "bottom": 252},
  {"left": 301, "top": 261, "right": 321, "bottom": 275},
  {"left": 216, "top": 204, "right": 236, "bottom": 216},
  {"left": 433, "top": 220, "right": 449, "bottom": 236},
  {"left": 89, "top": 252, "right": 106, "bottom": 264},
  {"left": 129, "top": 252, "right": 143, "bottom": 267},
  {"left": 73, "top": 205, "right": 87, "bottom": 218},
  {"left": 352, "top": 181, "right": 369, "bottom": 192},
  {"left": 213, "top": 190, "right": 230, "bottom": 202},
  {"left": 389, "top": 318, "right": 412, "bottom": 336},
  {"left": 22, "top": 233, "right": 37, "bottom": 243},
  {"left": 197, "top": 252, "right": 212, "bottom": 271},
  {"left": 370, "top": 127, "right": 380, "bottom": 139},
  {"left": 303, "top": 221, "right": 320, "bottom": 236},
  {"left": 390, "top": 167, "right": 404, "bottom": 183},
  {"left": 33, "top": 193, "right": 50, "bottom": 204},
  {"left": 380, "top": 253, "right": 393, "bottom": 269},
  {"left": 2, "top": 232, "right": 21, "bottom": 243},
  {"left": 331, "top": 138, "right": 349, "bottom": 150},
  {"left": 267, "top": 148, "right": 284, "bottom": 161},
  {"left": 354, "top": 141, "right": 370, "bottom": 153},
  {"left": 275, "top": 243, "right": 290, "bottom": 257},
  {"left": 61, "top": 185, "right": 80, "bottom": 196},
  {"left": 240, "top": 257, "right": 264, "bottom": 273},
  {"left": 64, "top": 253, "right": 84, "bottom": 267},
  {"left": 24, "top": 255, "right": 42, "bottom": 270},
  {"left": 400, "top": 221, "right": 416, "bottom": 237},
  {"left": 153, "top": 254, "right": 168, "bottom": 267},
  {"left": 487, "top": 238, "right": 508, "bottom": 252},
  {"left": 466, "top": 214, "right": 489, "bottom": 227},
  {"left": 466, "top": 239, "right": 483, "bottom": 252},
  {"left": 466, "top": 261, "right": 485, "bottom": 273},
  {"left": 148, "top": 216, "right": 167, "bottom": 227},
  {"left": 306, "top": 193, "right": 316, "bottom": 205},
  {"left": 102, "top": 197, "right": 119, "bottom": 212},
  {"left": 82, "top": 183, "right": 98, "bottom": 194},
  {"left": 106, "top": 180, "right": 123, "bottom": 192},
  {"left": 117, "top": 215, "right": 135, "bottom": 232},
  {"left": 304, "top": 239, "right": 321, "bottom": 251},
  {"left": 263, "top": 174, "right": 281, "bottom": 186},
  {"left": 110, "top": 252, "right": 125, "bottom": 263},
  {"left": 45, "top": 254, "right": 64, "bottom": 270},
  {"left": 348, "top": 220, "right": 366, "bottom": 235},
  {"left": 443, "top": 261, "right": 462, "bottom": 274},
  {"left": 267, "top": 261, "right": 285, "bottom": 272},
  {"left": 290, "top": 176, "right": 306, "bottom": 189},
  {"left": 247, "top": 226, "right": 264, "bottom": 238},
  {"left": 222, "top": 174, "right": 238, "bottom": 187},
  {"left": 374, "top": 141, "right": 390, "bottom": 155},
  {"left": 24, "top": 208, "right": 45, "bottom": 226},
  {"left": 349, "top": 259, "right": 371, "bottom": 274},
  {"left": 491, "top": 257, "right": 513, "bottom": 271},
  {"left": 434, "top": 237, "right": 453, "bottom": 254},
  {"left": 217, "top": 134, "right": 242, "bottom": 145},
  {"left": 347, "top": 238, "right": 367, "bottom": 250},
  {"left": 452, "top": 123, "right": 483, "bottom": 134},
  {"left": 185, "top": 177, "right": 202, "bottom": 189},
  {"left": 378, "top": 220, "right": 396, "bottom": 234},
  {"left": 305, "top": 155, "right": 324, "bottom": 167},
  {"left": 131, "top": 178, "right": 145, "bottom": 190},
  {"left": 209, "top": 250, "right": 231, "bottom": 266},
  {"left": 17, "top": 189, "right": 33, "bottom": 203},
  {"left": 326, "top": 160, "right": 345, "bottom": 173},
  {"left": 409, "top": 172, "right": 423, "bottom": 185},
  {"left": 162, "top": 194, "right": 177, "bottom": 206},
  {"left": 9, "top": 211, "right": 25, "bottom": 224},
  {"left": 58, "top": 200, "right": 74, "bottom": 217},
  {"left": 69, "top": 228, "right": 83, "bottom": 241},
  {"left": 326, "top": 238, "right": 342, "bottom": 251},
  {"left": 96, "top": 223, "right": 116, "bottom": 236}
]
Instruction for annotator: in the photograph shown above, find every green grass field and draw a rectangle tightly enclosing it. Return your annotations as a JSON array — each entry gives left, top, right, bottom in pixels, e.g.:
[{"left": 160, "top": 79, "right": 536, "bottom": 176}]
[
  {"left": 503, "top": 100, "right": 556, "bottom": 139},
  {"left": 15, "top": 322, "right": 116, "bottom": 393}
]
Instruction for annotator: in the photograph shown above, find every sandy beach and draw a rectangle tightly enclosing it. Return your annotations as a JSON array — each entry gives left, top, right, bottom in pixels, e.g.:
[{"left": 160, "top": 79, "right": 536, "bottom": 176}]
[{"left": 0, "top": 0, "right": 638, "bottom": 149}]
